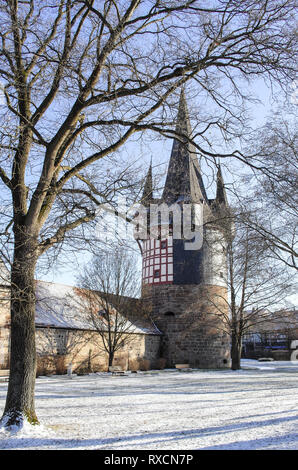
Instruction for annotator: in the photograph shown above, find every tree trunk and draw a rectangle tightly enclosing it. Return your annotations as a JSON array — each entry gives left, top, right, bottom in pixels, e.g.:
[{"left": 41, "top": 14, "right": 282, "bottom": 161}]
[
  {"left": 0, "top": 230, "right": 39, "bottom": 428},
  {"left": 231, "top": 333, "right": 242, "bottom": 370},
  {"left": 108, "top": 351, "right": 114, "bottom": 367}
]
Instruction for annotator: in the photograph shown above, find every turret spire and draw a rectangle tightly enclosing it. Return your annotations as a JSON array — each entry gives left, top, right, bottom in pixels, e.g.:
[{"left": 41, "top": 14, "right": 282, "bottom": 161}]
[
  {"left": 162, "top": 89, "right": 207, "bottom": 205},
  {"left": 141, "top": 161, "right": 153, "bottom": 207},
  {"left": 215, "top": 164, "right": 228, "bottom": 206}
]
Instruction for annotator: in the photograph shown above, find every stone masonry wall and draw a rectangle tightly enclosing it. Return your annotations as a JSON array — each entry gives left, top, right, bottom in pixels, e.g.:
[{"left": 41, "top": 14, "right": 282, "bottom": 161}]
[
  {"left": 36, "top": 327, "right": 161, "bottom": 373},
  {"left": 142, "top": 283, "right": 231, "bottom": 369}
]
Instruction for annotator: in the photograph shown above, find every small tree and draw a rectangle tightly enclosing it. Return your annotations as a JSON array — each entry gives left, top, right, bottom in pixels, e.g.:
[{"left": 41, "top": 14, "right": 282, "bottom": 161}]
[
  {"left": 207, "top": 216, "right": 294, "bottom": 370},
  {"left": 241, "top": 111, "right": 298, "bottom": 271},
  {"left": 78, "top": 247, "right": 142, "bottom": 368}
]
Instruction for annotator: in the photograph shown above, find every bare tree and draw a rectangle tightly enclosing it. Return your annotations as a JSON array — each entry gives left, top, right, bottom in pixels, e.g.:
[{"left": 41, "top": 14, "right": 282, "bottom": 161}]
[
  {"left": 207, "top": 215, "right": 295, "bottom": 370},
  {"left": 78, "top": 247, "right": 142, "bottom": 368},
  {"left": 239, "top": 111, "right": 298, "bottom": 270},
  {"left": 0, "top": 0, "right": 296, "bottom": 428}
]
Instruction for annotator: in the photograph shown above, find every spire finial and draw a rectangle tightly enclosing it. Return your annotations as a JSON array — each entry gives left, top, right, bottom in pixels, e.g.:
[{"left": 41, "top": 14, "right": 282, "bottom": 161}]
[{"left": 175, "top": 87, "right": 190, "bottom": 136}]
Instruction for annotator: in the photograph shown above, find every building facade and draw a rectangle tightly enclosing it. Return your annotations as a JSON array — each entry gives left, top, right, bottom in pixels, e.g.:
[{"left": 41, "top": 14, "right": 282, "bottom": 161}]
[
  {"left": 242, "top": 309, "right": 298, "bottom": 360},
  {"left": 0, "top": 279, "right": 162, "bottom": 373}
]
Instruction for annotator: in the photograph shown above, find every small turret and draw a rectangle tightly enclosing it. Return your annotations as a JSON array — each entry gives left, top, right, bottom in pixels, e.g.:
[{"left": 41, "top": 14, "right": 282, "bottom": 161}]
[
  {"left": 215, "top": 164, "right": 228, "bottom": 206},
  {"left": 211, "top": 162, "right": 235, "bottom": 240},
  {"left": 141, "top": 162, "right": 153, "bottom": 207}
]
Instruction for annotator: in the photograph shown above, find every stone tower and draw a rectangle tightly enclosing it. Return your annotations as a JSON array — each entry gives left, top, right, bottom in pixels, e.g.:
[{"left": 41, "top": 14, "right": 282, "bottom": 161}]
[{"left": 139, "top": 90, "right": 232, "bottom": 368}]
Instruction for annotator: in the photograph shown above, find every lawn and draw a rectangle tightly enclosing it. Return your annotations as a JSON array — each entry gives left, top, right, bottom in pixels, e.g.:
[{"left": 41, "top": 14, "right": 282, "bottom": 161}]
[{"left": 0, "top": 360, "right": 297, "bottom": 450}]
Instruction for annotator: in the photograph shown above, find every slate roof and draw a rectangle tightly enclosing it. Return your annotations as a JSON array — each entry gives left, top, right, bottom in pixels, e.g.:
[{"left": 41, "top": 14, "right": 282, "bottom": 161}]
[
  {"left": 162, "top": 89, "right": 208, "bottom": 205},
  {"left": 35, "top": 280, "right": 161, "bottom": 335}
]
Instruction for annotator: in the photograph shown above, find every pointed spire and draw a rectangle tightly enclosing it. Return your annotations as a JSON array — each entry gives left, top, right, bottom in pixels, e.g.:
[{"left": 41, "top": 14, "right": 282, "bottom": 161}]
[
  {"left": 141, "top": 161, "right": 153, "bottom": 207},
  {"left": 216, "top": 164, "right": 228, "bottom": 205},
  {"left": 162, "top": 89, "right": 207, "bottom": 205},
  {"left": 175, "top": 87, "right": 192, "bottom": 140}
]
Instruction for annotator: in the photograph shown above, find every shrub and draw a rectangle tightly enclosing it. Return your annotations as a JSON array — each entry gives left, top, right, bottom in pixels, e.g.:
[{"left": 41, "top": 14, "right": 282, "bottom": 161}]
[
  {"left": 36, "top": 355, "right": 54, "bottom": 377},
  {"left": 75, "top": 367, "right": 90, "bottom": 376},
  {"left": 92, "top": 361, "right": 107, "bottom": 373},
  {"left": 74, "top": 360, "right": 92, "bottom": 375},
  {"left": 112, "top": 357, "right": 127, "bottom": 371},
  {"left": 156, "top": 357, "right": 167, "bottom": 370},
  {"left": 138, "top": 358, "right": 151, "bottom": 371},
  {"left": 54, "top": 355, "right": 67, "bottom": 375},
  {"left": 128, "top": 358, "right": 140, "bottom": 371}
]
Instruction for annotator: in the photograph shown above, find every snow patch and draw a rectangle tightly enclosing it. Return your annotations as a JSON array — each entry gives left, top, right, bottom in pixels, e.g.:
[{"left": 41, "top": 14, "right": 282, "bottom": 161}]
[{"left": 0, "top": 413, "right": 55, "bottom": 440}]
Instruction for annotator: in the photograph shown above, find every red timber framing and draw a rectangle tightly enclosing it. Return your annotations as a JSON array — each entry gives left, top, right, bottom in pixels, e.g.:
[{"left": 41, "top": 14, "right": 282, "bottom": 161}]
[{"left": 142, "top": 237, "right": 173, "bottom": 285}]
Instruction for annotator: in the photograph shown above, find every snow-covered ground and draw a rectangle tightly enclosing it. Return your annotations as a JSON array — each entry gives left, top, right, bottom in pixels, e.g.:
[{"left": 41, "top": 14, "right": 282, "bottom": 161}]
[{"left": 0, "top": 359, "right": 297, "bottom": 450}]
